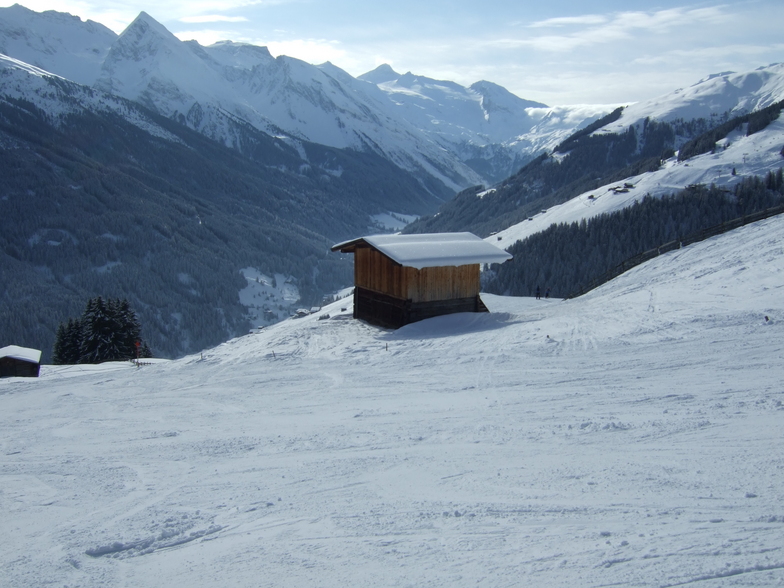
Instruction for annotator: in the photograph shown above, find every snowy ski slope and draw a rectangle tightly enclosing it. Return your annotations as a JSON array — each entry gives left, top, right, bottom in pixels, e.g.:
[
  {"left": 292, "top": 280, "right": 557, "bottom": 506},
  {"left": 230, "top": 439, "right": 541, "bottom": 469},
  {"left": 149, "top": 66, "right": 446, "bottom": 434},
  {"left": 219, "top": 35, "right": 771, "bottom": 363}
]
[{"left": 2, "top": 215, "right": 783, "bottom": 587}]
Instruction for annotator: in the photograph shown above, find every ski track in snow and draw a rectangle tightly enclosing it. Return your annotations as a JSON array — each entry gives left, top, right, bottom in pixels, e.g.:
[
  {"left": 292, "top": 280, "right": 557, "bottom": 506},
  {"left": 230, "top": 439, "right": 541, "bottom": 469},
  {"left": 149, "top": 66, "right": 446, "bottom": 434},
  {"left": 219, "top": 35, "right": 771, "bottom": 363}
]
[{"left": 2, "top": 217, "right": 784, "bottom": 587}]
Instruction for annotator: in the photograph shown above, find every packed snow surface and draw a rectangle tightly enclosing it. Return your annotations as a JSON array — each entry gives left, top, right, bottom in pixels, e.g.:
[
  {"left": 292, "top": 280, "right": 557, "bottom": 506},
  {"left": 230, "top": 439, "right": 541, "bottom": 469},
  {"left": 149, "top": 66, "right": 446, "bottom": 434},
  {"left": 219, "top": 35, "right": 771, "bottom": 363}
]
[{"left": 2, "top": 216, "right": 784, "bottom": 587}]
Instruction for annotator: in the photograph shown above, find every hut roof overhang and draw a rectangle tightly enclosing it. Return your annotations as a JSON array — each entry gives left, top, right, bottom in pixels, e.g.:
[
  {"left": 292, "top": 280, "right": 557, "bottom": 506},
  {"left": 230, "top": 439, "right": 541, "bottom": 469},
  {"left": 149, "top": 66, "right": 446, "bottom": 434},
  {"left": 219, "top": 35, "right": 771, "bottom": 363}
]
[
  {"left": 331, "top": 232, "right": 512, "bottom": 270},
  {"left": 0, "top": 345, "right": 42, "bottom": 364}
]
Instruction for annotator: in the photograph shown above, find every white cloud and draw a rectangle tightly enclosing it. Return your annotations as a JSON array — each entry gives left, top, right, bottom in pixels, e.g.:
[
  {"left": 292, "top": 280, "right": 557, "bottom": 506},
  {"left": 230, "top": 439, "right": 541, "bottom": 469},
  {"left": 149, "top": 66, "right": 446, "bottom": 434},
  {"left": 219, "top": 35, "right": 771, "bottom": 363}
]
[
  {"left": 179, "top": 15, "right": 249, "bottom": 23},
  {"left": 493, "top": 6, "right": 733, "bottom": 54},
  {"left": 634, "top": 43, "right": 784, "bottom": 66},
  {"left": 10, "top": 0, "right": 295, "bottom": 32},
  {"left": 265, "top": 38, "right": 347, "bottom": 65},
  {"left": 528, "top": 14, "right": 607, "bottom": 28}
]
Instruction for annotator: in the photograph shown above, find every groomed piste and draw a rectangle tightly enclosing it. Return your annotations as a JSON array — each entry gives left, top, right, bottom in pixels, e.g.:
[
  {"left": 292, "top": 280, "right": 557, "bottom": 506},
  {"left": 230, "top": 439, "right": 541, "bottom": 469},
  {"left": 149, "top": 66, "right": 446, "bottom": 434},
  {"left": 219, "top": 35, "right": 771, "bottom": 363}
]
[{"left": 2, "top": 215, "right": 783, "bottom": 587}]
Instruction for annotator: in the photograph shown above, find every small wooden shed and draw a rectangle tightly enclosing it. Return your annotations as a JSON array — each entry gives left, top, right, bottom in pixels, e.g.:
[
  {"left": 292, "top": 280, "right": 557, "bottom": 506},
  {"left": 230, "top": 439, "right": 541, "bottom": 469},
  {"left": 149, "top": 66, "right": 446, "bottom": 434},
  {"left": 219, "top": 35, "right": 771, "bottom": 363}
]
[
  {"left": 331, "top": 232, "right": 512, "bottom": 328},
  {"left": 0, "top": 345, "right": 42, "bottom": 378}
]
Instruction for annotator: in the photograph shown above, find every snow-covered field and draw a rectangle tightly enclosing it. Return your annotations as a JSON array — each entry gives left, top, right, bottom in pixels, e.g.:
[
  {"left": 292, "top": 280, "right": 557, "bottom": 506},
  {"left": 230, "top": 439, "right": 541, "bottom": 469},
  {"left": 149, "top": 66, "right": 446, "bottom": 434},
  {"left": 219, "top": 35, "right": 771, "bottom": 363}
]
[{"left": 2, "top": 216, "right": 783, "bottom": 587}]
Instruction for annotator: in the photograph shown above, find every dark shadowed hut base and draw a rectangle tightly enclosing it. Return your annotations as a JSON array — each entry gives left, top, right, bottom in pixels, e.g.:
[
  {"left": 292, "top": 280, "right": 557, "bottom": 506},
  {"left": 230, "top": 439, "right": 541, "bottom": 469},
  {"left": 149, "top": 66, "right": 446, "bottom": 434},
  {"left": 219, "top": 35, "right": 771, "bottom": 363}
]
[
  {"left": 0, "top": 358, "right": 40, "bottom": 378},
  {"left": 354, "top": 287, "right": 489, "bottom": 329}
]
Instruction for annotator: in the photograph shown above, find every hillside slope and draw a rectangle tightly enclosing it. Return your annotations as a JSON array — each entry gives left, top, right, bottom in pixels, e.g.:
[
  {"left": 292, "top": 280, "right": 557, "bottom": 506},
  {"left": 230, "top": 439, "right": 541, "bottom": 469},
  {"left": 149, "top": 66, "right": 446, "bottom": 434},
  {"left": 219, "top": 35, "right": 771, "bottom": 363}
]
[
  {"left": 492, "top": 109, "right": 784, "bottom": 247},
  {"left": 0, "top": 56, "right": 440, "bottom": 360},
  {"left": 2, "top": 213, "right": 783, "bottom": 587},
  {"left": 410, "top": 63, "right": 784, "bottom": 237}
]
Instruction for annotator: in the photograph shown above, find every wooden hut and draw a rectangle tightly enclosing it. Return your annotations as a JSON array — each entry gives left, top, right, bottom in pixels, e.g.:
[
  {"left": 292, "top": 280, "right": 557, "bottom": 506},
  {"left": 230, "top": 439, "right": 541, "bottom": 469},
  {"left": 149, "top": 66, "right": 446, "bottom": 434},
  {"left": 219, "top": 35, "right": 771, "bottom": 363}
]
[
  {"left": 331, "top": 232, "right": 512, "bottom": 328},
  {"left": 0, "top": 345, "right": 42, "bottom": 378}
]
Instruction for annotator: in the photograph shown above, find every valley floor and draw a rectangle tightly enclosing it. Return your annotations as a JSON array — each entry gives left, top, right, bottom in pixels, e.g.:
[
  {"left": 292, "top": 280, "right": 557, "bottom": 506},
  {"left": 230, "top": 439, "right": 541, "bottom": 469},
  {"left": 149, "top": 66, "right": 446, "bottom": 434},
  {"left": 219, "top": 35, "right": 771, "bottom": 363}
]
[{"left": 2, "top": 216, "right": 783, "bottom": 587}]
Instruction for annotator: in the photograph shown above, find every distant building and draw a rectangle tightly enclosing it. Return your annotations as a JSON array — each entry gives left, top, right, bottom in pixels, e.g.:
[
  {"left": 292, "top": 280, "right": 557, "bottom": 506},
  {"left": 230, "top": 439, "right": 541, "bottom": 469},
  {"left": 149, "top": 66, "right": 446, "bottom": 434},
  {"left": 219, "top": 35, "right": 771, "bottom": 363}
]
[
  {"left": 0, "top": 345, "right": 42, "bottom": 378},
  {"left": 331, "top": 232, "right": 512, "bottom": 328}
]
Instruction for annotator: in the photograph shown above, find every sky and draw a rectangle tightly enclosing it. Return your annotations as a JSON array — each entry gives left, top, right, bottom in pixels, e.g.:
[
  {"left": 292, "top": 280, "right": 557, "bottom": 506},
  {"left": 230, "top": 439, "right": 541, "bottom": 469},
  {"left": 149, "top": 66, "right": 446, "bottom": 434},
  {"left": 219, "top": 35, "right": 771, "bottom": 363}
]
[{"left": 3, "top": 0, "right": 784, "bottom": 105}]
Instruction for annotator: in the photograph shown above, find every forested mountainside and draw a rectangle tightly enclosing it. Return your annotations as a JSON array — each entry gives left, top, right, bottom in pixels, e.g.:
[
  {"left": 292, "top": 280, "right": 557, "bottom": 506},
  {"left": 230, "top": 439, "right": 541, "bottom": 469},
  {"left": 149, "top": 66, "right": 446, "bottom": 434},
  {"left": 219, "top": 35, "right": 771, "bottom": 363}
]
[
  {"left": 406, "top": 98, "right": 784, "bottom": 238},
  {"left": 0, "top": 65, "right": 443, "bottom": 362},
  {"left": 404, "top": 107, "right": 679, "bottom": 236},
  {"left": 483, "top": 171, "right": 784, "bottom": 298}
]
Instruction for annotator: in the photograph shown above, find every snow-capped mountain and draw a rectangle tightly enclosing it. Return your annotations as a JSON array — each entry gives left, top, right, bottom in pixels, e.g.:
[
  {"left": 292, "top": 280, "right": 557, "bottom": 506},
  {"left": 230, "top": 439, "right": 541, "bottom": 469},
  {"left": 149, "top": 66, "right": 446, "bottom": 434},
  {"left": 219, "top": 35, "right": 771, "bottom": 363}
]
[
  {"left": 406, "top": 61, "right": 784, "bottom": 238},
  {"left": 0, "top": 3, "right": 116, "bottom": 86},
  {"left": 0, "top": 6, "right": 617, "bottom": 190},
  {"left": 490, "top": 64, "right": 784, "bottom": 248},
  {"left": 601, "top": 63, "right": 784, "bottom": 134},
  {"left": 0, "top": 52, "right": 186, "bottom": 144},
  {"left": 493, "top": 117, "right": 784, "bottom": 248},
  {"left": 359, "top": 65, "right": 616, "bottom": 182},
  {"left": 90, "top": 11, "right": 485, "bottom": 191},
  {"left": 359, "top": 65, "right": 547, "bottom": 145},
  {"left": 0, "top": 44, "right": 453, "bottom": 360}
]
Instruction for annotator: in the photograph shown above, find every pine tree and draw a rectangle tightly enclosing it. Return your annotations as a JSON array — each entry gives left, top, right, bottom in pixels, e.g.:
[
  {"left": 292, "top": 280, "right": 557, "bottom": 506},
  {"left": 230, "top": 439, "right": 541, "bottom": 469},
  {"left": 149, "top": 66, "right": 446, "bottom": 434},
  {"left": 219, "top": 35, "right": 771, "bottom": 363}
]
[
  {"left": 139, "top": 342, "right": 153, "bottom": 359},
  {"left": 52, "top": 322, "right": 67, "bottom": 365},
  {"left": 72, "top": 297, "right": 150, "bottom": 363},
  {"left": 116, "top": 298, "right": 142, "bottom": 359},
  {"left": 52, "top": 318, "right": 83, "bottom": 364},
  {"left": 64, "top": 319, "right": 83, "bottom": 364},
  {"left": 80, "top": 297, "right": 108, "bottom": 363}
]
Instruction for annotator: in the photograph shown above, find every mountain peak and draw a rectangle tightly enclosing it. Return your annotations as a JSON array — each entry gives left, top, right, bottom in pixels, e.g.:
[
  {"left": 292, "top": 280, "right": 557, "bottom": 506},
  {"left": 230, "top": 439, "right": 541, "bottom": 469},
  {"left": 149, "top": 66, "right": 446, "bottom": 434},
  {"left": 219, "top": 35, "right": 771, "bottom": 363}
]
[
  {"left": 470, "top": 80, "right": 548, "bottom": 109},
  {"left": 358, "top": 63, "right": 400, "bottom": 84},
  {"left": 696, "top": 71, "right": 736, "bottom": 85},
  {"left": 0, "top": 4, "right": 117, "bottom": 85},
  {"left": 105, "top": 11, "right": 181, "bottom": 67},
  {"left": 120, "top": 11, "right": 177, "bottom": 44}
]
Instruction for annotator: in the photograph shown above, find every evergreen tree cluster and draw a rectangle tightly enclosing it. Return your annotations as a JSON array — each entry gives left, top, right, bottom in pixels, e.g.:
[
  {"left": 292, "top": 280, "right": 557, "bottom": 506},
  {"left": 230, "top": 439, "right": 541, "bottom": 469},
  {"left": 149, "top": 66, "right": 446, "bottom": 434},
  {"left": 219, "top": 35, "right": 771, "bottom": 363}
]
[
  {"left": 52, "top": 297, "right": 152, "bottom": 364},
  {"left": 553, "top": 107, "right": 625, "bottom": 154},
  {"left": 484, "top": 170, "right": 784, "bottom": 299},
  {"left": 678, "top": 100, "right": 784, "bottom": 161}
]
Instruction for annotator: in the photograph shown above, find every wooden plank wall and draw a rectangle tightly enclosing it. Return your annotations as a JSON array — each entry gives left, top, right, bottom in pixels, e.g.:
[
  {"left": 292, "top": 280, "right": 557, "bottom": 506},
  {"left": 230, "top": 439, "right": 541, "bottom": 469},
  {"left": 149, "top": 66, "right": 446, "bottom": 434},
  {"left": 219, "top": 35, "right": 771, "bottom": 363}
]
[
  {"left": 355, "top": 247, "right": 407, "bottom": 299},
  {"left": 355, "top": 246, "right": 480, "bottom": 303},
  {"left": 405, "top": 264, "right": 480, "bottom": 302}
]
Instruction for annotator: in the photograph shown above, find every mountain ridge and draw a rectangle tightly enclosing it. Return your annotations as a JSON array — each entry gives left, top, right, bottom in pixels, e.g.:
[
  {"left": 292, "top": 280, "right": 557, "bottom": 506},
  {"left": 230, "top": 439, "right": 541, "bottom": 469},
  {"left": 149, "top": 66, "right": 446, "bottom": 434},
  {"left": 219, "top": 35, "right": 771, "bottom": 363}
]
[
  {"left": 0, "top": 5, "right": 617, "bottom": 188},
  {"left": 406, "top": 62, "right": 784, "bottom": 238}
]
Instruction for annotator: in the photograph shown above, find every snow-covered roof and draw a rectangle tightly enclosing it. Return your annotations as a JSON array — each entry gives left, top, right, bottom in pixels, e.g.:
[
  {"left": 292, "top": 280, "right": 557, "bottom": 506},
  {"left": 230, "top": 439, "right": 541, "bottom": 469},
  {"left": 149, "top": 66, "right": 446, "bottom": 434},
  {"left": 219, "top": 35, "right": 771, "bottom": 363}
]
[
  {"left": 0, "top": 345, "right": 42, "bottom": 364},
  {"left": 332, "top": 232, "right": 512, "bottom": 270}
]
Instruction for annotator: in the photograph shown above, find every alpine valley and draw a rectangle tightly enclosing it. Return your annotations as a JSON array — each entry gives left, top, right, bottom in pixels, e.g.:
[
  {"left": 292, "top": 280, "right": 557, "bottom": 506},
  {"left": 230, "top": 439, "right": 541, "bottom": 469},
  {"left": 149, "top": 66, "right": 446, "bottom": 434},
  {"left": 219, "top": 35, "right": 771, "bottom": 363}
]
[{"left": 1, "top": 3, "right": 784, "bottom": 361}]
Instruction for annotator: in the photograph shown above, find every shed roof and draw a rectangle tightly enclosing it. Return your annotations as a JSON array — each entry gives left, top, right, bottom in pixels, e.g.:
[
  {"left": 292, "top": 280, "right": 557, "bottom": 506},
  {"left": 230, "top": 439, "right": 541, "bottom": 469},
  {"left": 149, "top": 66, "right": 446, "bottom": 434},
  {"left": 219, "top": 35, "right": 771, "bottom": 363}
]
[
  {"left": 331, "top": 232, "right": 512, "bottom": 270},
  {"left": 0, "top": 345, "right": 42, "bottom": 364}
]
